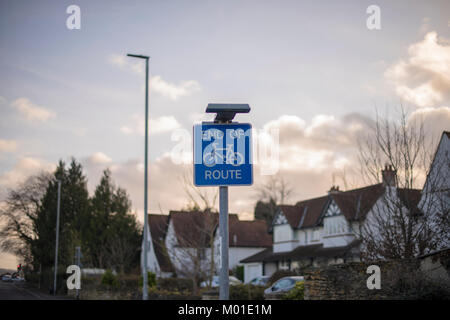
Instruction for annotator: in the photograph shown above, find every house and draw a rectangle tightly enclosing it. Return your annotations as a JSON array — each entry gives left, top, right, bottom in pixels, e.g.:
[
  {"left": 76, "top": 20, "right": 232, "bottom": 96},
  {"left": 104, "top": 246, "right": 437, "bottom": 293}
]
[
  {"left": 165, "top": 210, "right": 217, "bottom": 279},
  {"left": 240, "top": 166, "right": 421, "bottom": 282},
  {"left": 213, "top": 214, "right": 272, "bottom": 271},
  {"left": 141, "top": 214, "right": 175, "bottom": 278},
  {"left": 142, "top": 210, "right": 271, "bottom": 279},
  {"left": 419, "top": 131, "right": 450, "bottom": 248}
]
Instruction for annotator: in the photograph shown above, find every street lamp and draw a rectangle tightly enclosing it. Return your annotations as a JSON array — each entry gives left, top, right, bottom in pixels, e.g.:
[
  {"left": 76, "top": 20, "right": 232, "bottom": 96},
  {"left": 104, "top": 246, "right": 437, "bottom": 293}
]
[
  {"left": 126, "top": 53, "right": 150, "bottom": 301},
  {"left": 53, "top": 179, "right": 61, "bottom": 296}
]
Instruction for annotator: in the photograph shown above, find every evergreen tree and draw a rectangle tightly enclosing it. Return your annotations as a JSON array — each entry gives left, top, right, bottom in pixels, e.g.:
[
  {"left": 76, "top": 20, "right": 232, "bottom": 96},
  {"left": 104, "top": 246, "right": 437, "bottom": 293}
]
[
  {"left": 88, "top": 169, "right": 141, "bottom": 272},
  {"left": 33, "top": 161, "right": 68, "bottom": 269},
  {"left": 254, "top": 198, "right": 277, "bottom": 227},
  {"left": 35, "top": 159, "right": 90, "bottom": 270}
]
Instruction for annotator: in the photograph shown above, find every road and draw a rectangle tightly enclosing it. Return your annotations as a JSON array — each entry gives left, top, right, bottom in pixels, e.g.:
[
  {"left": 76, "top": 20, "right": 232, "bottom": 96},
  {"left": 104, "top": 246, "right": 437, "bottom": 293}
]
[{"left": 0, "top": 281, "right": 70, "bottom": 300}]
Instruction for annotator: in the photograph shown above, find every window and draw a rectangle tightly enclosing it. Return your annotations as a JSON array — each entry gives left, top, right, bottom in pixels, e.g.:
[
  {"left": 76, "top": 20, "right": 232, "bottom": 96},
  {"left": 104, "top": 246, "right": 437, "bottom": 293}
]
[{"left": 277, "top": 279, "right": 294, "bottom": 289}]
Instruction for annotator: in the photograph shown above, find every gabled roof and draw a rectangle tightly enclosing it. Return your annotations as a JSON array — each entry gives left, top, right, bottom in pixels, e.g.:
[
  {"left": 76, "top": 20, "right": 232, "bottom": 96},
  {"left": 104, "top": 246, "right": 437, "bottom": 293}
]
[
  {"left": 275, "top": 183, "right": 390, "bottom": 230},
  {"left": 168, "top": 210, "right": 219, "bottom": 248},
  {"left": 296, "top": 196, "right": 330, "bottom": 227},
  {"left": 168, "top": 210, "right": 272, "bottom": 248},
  {"left": 330, "top": 183, "right": 385, "bottom": 221},
  {"left": 229, "top": 219, "right": 272, "bottom": 247},
  {"left": 240, "top": 240, "right": 361, "bottom": 263},
  {"left": 422, "top": 131, "right": 450, "bottom": 193},
  {"left": 148, "top": 214, "right": 174, "bottom": 273}
]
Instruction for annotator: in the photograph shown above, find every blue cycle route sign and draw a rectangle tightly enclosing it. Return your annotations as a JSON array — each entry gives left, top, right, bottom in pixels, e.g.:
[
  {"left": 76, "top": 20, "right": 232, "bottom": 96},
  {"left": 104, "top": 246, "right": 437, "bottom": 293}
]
[{"left": 193, "top": 123, "right": 253, "bottom": 186}]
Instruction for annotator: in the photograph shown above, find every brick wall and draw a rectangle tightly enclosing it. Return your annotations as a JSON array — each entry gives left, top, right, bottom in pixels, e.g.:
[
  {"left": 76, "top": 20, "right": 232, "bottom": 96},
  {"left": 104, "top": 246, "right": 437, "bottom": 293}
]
[{"left": 303, "top": 251, "right": 450, "bottom": 300}]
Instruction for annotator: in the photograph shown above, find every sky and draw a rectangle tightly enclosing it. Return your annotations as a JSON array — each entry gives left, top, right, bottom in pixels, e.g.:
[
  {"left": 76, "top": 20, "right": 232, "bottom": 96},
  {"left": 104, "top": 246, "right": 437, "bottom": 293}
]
[{"left": 0, "top": 0, "right": 450, "bottom": 268}]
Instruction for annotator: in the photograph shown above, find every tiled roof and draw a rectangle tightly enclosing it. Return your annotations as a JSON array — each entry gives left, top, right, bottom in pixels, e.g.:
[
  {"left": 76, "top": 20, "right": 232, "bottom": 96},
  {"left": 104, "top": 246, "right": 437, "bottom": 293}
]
[
  {"left": 169, "top": 210, "right": 272, "bottom": 248},
  {"left": 229, "top": 219, "right": 272, "bottom": 247},
  {"left": 148, "top": 214, "right": 174, "bottom": 273},
  {"left": 169, "top": 210, "right": 219, "bottom": 248},
  {"left": 276, "top": 184, "right": 386, "bottom": 230},
  {"left": 277, "top": 205, "right": 307, "bottom": 228},
  {"left": 331, "top": 183, "right": 385, "bottom": 221},
  {"left": 240, "top": 240, "right": 361, "bottom": 263},
  {"left": 296, "top": 196, "right": 329, "bottom": 227}
]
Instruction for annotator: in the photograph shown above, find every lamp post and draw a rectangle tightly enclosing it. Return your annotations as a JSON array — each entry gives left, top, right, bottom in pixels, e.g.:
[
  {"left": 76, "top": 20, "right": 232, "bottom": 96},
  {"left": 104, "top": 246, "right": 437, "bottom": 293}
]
[
  {"left": 127, "top": 53, "right": 150, "bottom": 300},
  {"left": 53, "top": 179, "right": 61, "bottom": 296}
]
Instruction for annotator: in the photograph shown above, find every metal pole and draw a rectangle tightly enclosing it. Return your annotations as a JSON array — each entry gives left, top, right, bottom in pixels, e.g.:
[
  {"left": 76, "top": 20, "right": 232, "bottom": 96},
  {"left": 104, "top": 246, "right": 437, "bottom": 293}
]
[
  {"left": 219, "top": 186, "right": 229, "bottom": 300},
  {"left": 142, "top": 56, "right": 149, "bottom": 301},
  {"left": 126, "top": 53, "right": 150, "bottom": 301},
  {"left": 76, "top": 246, "right": 81, "bottom": 300},
  {"left": 53, "top": 180, "right": 61, "bottom": 296}
]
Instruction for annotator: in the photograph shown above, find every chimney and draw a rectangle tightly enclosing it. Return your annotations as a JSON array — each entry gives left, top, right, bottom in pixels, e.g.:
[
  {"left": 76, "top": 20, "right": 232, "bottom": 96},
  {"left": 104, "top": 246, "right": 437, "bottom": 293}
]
[
  {"left": 381, "top": 165, "right": 397, "bottom": 187},
  {"left": 328, "top": 185, "right": 341, "bottom": 194}
]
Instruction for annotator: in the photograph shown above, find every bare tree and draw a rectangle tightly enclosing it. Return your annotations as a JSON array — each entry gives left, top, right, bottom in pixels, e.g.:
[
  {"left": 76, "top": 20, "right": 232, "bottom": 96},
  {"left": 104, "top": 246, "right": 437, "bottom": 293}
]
[
  {"left": 254, "top": 174, "right": 294, "bottom": 225},
  {"left": 0, "top": 172, "right": 52, "bottom": 267},
  {"left": 257, "top": 174, "right": 293, "bottom": 205},
  {"left": 104, "top": 233, "right": 140, "bottom": 274},
  {"left": 331, "top": 167, "right": 360, "bottom": 191},
  {"left": 166, "top": 211, "right": 218, "bottom": 294},
  {"left": 180, "top": 167, "right": 218, "bottom": 212},
  {"left": 357, "top": 107, "right": 448, "bottom": 260}
]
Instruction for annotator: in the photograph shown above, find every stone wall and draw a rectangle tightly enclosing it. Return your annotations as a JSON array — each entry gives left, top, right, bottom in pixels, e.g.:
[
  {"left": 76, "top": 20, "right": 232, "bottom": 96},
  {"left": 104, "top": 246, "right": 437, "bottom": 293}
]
[{"left": 303, "top": 249, "right": 450, "bottom": 300}]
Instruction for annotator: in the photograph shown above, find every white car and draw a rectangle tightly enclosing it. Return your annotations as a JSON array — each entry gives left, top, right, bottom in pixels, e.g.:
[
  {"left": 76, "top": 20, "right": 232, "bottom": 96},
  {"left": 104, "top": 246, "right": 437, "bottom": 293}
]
[
  {"left": 200, "top": 275, "right": 242, "bottom": 288},
  {"left": 1, "top": 274, "right": 12, "bottom": 282},
  {"left": 11, "top": 275, "right": 25, "bottom": 282}
]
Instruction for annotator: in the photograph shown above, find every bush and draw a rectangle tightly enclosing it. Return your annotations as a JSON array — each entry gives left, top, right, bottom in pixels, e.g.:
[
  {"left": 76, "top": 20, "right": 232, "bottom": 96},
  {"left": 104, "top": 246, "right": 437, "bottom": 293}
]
[
  {"left": 229, "top": 284, "right": 265, "bottom": 300},
  {"left": 25, "top": 269, "right": 68, "bottom": 295},
  {"left": 282, "top": 281, "right": 304, "bottom": 300},
  {"left": 268, "top": 270, "right": 298, "bottom": 286},
  {"left": 157, "top": 277, "right": 193, "bottom": 292},
  {"left": 234, "top": 266, "right": 244, "bottom": 282},
  {"left": 119, "top": 274, "right": 139, "bottom": 291},
  {"left": 101, "top": 269, "right": 119, "bottom": 288},
  {"left": 139, "top": 272, "right": 156, "bottom": 288}
]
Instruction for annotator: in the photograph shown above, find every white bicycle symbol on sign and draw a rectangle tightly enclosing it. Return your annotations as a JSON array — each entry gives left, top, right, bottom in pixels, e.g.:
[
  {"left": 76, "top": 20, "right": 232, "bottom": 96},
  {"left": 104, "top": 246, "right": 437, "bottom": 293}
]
[{"left": 203, "top": 143, "right": 244, "bottom": 167}]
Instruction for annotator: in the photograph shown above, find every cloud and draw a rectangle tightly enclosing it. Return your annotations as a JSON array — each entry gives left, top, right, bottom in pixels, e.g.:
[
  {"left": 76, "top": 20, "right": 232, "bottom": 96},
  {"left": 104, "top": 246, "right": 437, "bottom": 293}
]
[
  {"left": 73, "top": 127, "right": 88, "bottom": 137},
  {"left": 408, "top": 106, "right": 450, "bottom": 140},
  {"left": 262, "top": 113, "right": 373, "bottom": 152},
  {"left": 88, "top": 152, "right": 112, "bottom": 165},
  {"left": 150, "top": 75, "right": 201, "bottom": 101},
  {"left": 120, "top": 114, "right": 181, "bottom": 135},
  {"left": 11, "top": 98, "right": 56, "bottom": 122},
  {"left": 81, "top": 155, "right": 189, "bottom": 219},
  {"left": 0, "top": 139, "right": 17, "bottom": 154},
  {"left": 108, "top": 54, "right": 201, "bottom": 100},
  {"left": 0, "top": 157, "right": 55, "bottom": 198},
  {"left": 189, "top": 112, "right": 216, "bottom": 124},
  {"left": 108, "top": 54, "right": 145, "bottom": 75},
  {"left": 385, "top": 32, "right": 450, "bottom": 108},
  {"left": 419, "top": 17, "right": 431, "bottom": 35}
]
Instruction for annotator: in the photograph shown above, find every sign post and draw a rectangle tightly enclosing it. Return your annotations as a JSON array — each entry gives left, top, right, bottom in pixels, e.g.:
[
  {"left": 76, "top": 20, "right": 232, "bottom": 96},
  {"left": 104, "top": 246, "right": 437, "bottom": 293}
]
[{"left": 193, "top": 104, "right": 252, "bottom": 300}]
